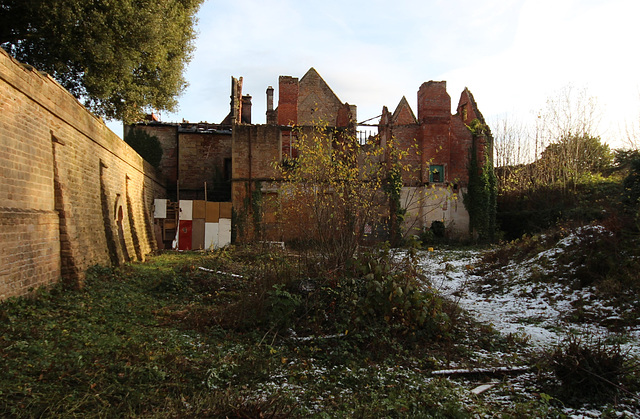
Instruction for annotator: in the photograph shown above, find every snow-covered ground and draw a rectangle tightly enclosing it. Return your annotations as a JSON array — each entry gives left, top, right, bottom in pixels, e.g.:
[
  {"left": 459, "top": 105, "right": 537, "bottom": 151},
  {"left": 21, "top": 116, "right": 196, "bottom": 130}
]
[
  {"left": 412, "top": 240, "right": 640, "bottom": 417},
  {"left": 415, "top": 243, "right": 640, "bottom": 356}
]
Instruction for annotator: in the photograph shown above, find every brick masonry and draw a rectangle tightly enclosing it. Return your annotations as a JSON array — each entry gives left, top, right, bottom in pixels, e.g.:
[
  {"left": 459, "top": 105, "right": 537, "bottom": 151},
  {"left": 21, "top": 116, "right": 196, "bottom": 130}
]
[
  {"left": 277, "top": 68, "right": 356, "bottom": 128},
  {"left": 133, "top": 124, "right": 179, "bottom": 186},
  {"left": 230, "top": 70, "right": 490, "bottom": 241},
  {"left": 0, "top": 49, "right": 166, "bottom": 300},
  {"left": 378, "top": 80, "right": 491, "bottom": 237},
  {"left": 231, "top": 124, "right": 282, "bottom": 241},
  {"left": 128, "top": 123, "right": 233, "bottom": 201},
  {"left": 178, "top": 132, "right": 231, "bottom": 194},
  {"left": 133, "top": 69, "right": 489, "bottom": 244}
]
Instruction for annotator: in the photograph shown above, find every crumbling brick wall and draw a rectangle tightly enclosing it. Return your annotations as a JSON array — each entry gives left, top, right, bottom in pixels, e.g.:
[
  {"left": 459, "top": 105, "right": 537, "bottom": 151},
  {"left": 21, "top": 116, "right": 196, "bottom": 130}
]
[
  {"left": 178, "top": 132, "right": 232, "bottom": 199},
  {"left": 277, "top": 76, "right": 299, "bottom": 126},
  {"left": 276, "top": 69, "right": 356, "bottom": 128},
  {"left": 129, "top": 123, "right": 233, "bottom": 202},
  {"left": 130, "top": 124, "right": 179, "bottom": 186},
  {"left": 231, "top": 125, "right": 281, "bottom": 241},
  {"left": 297, "top": 68, "right": 347, "bottom": 125},
  {"left": 0, "top": 49, "right": 166, "bottom": 300},
  {"left": 376, "top": 81, "right": 490, "bottom": 238}
]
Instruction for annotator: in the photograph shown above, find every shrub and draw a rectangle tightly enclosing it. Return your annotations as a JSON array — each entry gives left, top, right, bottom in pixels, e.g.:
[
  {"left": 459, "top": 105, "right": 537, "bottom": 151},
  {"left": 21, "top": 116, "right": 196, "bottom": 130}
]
[
  {"left": 266, "top": 284, "right": 302, "bottom": 330},
  {"left": 349, "top": 248, "right": 451, "bottom": 338},
  {"left": 549, "top": 335, "right": 633, "bottom": 402}
]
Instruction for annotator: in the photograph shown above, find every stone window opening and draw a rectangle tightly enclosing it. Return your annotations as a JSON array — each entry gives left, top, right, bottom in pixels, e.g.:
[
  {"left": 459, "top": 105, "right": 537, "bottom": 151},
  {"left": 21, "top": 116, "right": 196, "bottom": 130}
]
[{"left": 224, "top": 158, "right": 232, "bottom": 181}]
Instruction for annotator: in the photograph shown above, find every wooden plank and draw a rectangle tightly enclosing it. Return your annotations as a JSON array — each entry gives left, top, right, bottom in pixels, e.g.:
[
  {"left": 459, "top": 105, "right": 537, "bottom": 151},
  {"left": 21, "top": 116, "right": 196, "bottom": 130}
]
[
  {"left": 471, "top": 383, "right": 496, "bottom": 395},
  {"left": 179, "top": 200, "right": 193, "bottom": 221},
  {"left": 191, "top": 218, "right": 205, "bottom": 250},
  {"left": 219, "top": 202, "right": 232, "bottom": 219},
  {"left": 205, "top": 222, "right": 219, "bottom": 249},
  {"left": 206, "top": 201, "right": 220, "bottom": 223},
  {"left": 192, "top": 200, "right": 206, "bottom": 219},
  {"left": 178, "top": 220, "right": 192, "bottom": 250},
  {"left": 432, "top": 366, "right": 530, "bottom": 376},
  {"left": 218, "top": 218, "right": 231, "bottom": 247},
  {"left": 153, "top": 199, "right": 167, "bottom": 218}
]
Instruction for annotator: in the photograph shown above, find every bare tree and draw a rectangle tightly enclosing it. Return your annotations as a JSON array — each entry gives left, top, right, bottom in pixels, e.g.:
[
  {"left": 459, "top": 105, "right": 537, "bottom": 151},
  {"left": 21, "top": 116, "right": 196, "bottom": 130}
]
[
  {"left": 540, "top": 85, "right": 601, "bottom": 142},
  {"left": 539, "top": 85, "right": 603, "bottom": 189},
  {"left": 492, "top": 113, "right": 539, "bottom": 193},
  {"left": 623, "top": 93, "right": 640, "bottom": 150}
]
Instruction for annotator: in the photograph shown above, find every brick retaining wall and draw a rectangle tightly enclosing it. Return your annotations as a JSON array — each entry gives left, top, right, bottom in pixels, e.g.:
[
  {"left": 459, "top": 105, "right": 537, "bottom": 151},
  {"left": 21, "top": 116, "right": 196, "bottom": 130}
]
[{"left": 0, "top": 49, "right": 166, "bottom": 299}]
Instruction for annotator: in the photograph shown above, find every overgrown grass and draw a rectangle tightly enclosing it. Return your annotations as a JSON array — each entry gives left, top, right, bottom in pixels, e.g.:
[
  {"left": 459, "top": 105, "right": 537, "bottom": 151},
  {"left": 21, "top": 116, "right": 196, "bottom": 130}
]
[
  {"left": 497, "top": 173, "right": 624, "bottom": 241},
  {"left": 472, "top": 223, "right": 640, "bottom": 408},
  {"left": 0, "top": 246, "right": 592, "bottom": 417}
]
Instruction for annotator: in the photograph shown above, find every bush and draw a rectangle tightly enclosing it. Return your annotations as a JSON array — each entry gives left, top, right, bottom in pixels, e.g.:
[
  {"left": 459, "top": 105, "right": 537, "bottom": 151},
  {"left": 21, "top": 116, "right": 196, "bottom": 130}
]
[
  {"left": 549, "top": 335, "right": 633, "bottom": 402},
  {"left": 347, "top": 247, "right": 451, "bottom": 339},
  {"left": 430, "top": 220, "right": 445, "bottom": 238},
  {"left": 266, "top": 284, "right": 302, "bottom": 330}
]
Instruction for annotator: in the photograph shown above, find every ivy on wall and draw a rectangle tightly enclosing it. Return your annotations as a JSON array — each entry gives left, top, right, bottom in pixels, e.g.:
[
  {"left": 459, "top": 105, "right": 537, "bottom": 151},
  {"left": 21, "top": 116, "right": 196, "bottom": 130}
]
[
  {"left": 384, "top": 163, "right": 405, "bottom": 245},
  {"left": 463, "top": 119, "right": 497, "bottom": 242}
]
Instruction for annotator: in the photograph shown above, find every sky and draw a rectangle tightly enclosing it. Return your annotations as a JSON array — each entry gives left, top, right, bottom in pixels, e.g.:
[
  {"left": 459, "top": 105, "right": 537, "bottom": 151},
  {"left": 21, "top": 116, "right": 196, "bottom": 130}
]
[{"left": 109, "top": 0, "right": 640, "bottom": 149}]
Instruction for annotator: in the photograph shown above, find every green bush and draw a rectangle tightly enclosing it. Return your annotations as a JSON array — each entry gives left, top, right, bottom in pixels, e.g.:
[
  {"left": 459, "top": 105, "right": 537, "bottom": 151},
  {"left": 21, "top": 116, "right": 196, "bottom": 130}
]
[
  {"left": 348, "top": 248, "right": 451, "bottom": 338},
  {"left": 266, "top": 284, "right": 302, "bottom": 330}
]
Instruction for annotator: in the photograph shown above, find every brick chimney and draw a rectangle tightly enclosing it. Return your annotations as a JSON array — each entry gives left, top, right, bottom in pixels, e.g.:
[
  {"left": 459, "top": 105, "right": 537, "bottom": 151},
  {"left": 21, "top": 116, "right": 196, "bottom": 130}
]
[
  {"left": 417, "top": 81, "right": 450, "bottom": 122},
  {"left": 241, "top": 95, "right": 252, "bottom": 124},
  {"left": 277, "top": 76, "right": 299, "bottom": 126},
  {"left": 266, "top": 86, "right": 277, "bottom": 124},
  {"left": 229, "top": 76, "right": 243, "bottom": 124}
]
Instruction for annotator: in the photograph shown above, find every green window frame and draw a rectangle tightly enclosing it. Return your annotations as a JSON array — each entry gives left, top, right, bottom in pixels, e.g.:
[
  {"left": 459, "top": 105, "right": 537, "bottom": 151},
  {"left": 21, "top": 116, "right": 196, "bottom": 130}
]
[{"left": 429, "top": 165, "right": 444, "bottom": 183}]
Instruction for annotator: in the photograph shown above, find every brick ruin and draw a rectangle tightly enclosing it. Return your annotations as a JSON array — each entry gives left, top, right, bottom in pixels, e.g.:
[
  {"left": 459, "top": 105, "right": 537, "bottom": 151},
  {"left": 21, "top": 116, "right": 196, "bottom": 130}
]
[
  {"left": 0, "top": 54, "right": 489, "bottom": 300},
  {"left": 378, "top": 82, "right": 490, "bottom": 237},
  {"left": 134, "top": 67, "right": 490, "bottom": 244}
]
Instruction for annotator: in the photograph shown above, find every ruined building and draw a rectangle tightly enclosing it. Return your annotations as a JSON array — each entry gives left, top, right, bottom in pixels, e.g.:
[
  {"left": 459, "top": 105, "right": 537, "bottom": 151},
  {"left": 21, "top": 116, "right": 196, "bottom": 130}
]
[
  {"left": 0, "top": 51, "right": 490, "bottom": 300},
  {"left": 378, "top": 81, "right": 490, "bottom": 237},
  {"left": 133, "top": 67, "right": 491, "bottom": 244}
]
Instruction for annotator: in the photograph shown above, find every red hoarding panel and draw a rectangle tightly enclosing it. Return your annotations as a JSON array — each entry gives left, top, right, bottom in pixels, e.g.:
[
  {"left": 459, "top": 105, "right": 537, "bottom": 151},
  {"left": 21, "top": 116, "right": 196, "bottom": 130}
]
[{"left": 178, "top": 220, "right": 192, "bottom": 250}]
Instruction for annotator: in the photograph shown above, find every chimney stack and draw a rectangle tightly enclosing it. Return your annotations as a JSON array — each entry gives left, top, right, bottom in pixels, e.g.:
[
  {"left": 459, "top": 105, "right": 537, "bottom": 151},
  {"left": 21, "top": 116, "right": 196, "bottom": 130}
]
[
  {"left": 266, "top": 86, "right": 274, "bottom": 111},
  {"left": 266, "top": 85, "right": 277, "bottom": 125},
  {"left": 241, "top": 95, "right": 252, "bottom": 124}
]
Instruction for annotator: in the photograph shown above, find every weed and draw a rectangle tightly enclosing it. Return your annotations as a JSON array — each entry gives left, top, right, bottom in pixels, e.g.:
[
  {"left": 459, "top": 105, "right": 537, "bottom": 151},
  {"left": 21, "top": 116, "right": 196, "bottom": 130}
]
[
  {"left": 548, "top": 335, "right": 636, "bottom": 403},
  {"left": 266, "top": 283, "right": 302, "bottom": 330},
  {"left": 0, "top": 246, "right": 595, "bottom": 417}
]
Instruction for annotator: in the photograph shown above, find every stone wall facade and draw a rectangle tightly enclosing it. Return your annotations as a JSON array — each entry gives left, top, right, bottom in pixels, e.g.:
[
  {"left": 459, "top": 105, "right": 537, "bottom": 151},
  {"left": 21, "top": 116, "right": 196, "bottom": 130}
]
[{"left": 0, "top": 49, "right": 165, "bottom": 300}]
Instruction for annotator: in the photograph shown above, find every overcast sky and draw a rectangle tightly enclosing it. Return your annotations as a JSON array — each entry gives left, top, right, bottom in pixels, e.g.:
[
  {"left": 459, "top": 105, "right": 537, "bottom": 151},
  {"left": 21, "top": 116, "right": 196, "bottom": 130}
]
[{"left": 110, "top": 0, "right": 640, "bottom": 148}]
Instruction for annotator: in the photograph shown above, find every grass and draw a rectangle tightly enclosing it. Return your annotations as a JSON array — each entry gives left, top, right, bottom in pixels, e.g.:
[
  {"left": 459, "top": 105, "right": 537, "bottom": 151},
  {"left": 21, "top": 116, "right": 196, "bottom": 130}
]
[{"left": 0, "top": 245, "right": 628, "bottom": 417}]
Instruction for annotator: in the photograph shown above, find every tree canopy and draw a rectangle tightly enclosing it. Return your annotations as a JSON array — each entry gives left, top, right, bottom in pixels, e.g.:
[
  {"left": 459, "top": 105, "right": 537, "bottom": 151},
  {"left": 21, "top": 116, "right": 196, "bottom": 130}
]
[
  {"left": 0, "top": 0, "right": 203, "bottom": 123},
  {"left": 125, "top": 128, "right": 163, "bottom": 168},
  {"left": 539, "top": 135, "right": 613, "bottom": 183}
]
